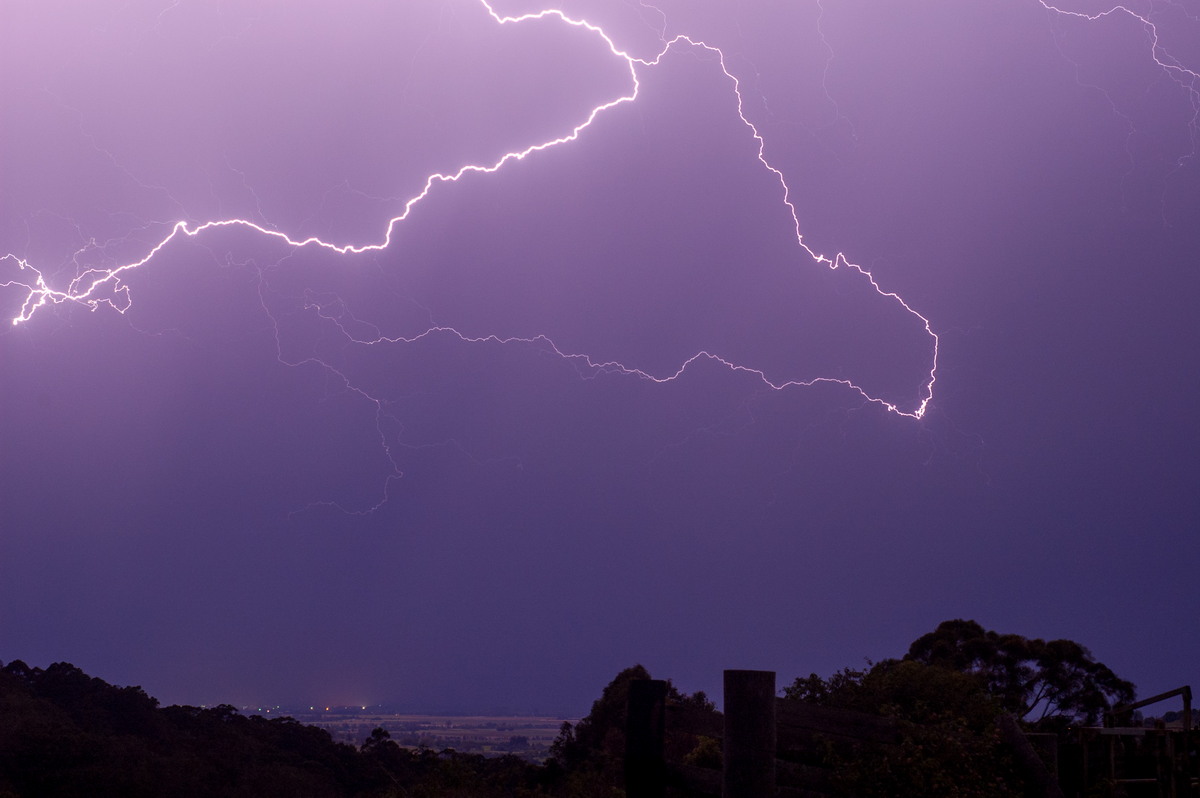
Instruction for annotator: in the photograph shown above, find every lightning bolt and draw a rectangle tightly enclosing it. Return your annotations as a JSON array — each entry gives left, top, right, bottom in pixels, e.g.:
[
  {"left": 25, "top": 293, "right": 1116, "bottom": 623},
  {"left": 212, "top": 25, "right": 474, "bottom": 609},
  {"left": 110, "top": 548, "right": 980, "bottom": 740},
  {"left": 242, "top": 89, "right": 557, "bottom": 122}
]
[
  {"left": 1037, "top": 1, "right": 1200, "bottom": 85},
  {"left": 0, "top": 0, "right": 939, "bottom": 423},
  {"left": 5, "top": 0, "right": 1194, "bottom": 506},
  {"left": 1037, "top": 0, "right": 1200, "bottom": 166}
]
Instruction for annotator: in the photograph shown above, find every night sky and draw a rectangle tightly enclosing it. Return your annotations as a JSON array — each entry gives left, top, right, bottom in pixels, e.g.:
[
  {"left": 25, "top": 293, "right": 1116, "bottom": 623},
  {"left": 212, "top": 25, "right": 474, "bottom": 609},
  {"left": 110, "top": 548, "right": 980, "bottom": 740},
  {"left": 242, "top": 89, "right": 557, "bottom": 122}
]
[{"left": 2, "top": 0, "right": 1197, "bottom": 715}]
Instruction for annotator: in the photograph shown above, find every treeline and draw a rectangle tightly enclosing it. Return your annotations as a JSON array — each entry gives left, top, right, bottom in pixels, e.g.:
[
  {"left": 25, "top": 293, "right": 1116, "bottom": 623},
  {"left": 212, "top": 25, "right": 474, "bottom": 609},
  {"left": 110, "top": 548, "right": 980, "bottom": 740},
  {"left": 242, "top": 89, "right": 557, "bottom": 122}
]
[
  {"left": 0, "top": 659, "right": 707, "bottom": 798},
  {"left": 0, "top": 620, "right": 1138, "bottom": 797},
  {"left": 0, "top": 660, "right": 546, "bottom": 798}
]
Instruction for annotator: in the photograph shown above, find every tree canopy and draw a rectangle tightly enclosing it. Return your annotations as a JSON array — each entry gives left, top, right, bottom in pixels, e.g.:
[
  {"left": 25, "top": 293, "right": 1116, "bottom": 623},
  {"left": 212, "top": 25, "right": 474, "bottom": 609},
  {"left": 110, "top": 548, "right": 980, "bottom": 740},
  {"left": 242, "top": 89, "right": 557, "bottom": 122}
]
[
  {"left": 547, "top": 664, "right": 720, "bottom": 796},
  {"left": 779, "top": 619, "right": 1138, "bottom": 796},
  {"left": 905, "top": 618, "right": 1135, "bottom": 730}
]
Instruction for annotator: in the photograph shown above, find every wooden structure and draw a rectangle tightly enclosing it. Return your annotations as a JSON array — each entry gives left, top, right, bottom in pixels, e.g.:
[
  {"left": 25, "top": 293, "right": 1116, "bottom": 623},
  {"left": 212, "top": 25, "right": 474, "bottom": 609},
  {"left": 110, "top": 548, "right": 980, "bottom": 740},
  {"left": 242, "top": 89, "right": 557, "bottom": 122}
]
[
  {"left": 722, "top": 670, "right": 775, "bottom": 798},
  {"left": 625, "top": 670, "right": 907, "bottom": 798},
  {"left": 1059, "top": 686, "right": 1197, "bottom": 798},
  {"left": 626, "top": 678, "right": 668, "bottom": 798},
  {"left": 624, "top": 671, "right": 1198, "bottom": 798}
]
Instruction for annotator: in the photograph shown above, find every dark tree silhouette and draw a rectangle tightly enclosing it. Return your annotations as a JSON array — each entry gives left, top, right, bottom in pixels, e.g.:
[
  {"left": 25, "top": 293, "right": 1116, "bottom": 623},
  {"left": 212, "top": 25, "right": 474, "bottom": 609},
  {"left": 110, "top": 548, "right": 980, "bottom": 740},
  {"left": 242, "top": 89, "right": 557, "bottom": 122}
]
[
  {"left": 0, "top": 659, "right": 547, "bottom": 798},
  {"left": 905, "top": 618, "right": 1135, "bottom": 729},
  {"left": 547, "top": 664, "right": 720, "bottom": 797},
  {"left": 780, "top": 620, "right": 1138, "bottom": 797}
]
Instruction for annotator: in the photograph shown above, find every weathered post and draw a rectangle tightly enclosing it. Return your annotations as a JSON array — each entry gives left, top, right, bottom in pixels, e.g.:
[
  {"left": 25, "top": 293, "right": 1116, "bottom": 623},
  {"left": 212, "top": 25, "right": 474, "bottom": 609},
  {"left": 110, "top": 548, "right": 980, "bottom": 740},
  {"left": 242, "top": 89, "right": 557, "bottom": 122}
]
[
  {"left": 1182, "top": 687, "right": 1195, "bottom": 798},
  {"left": 626, "top": 678, "right": 668, "bottom": 798},
  {"left": 723, "top": 669, "right": 775, "bottom": 798},
  {"left": 997, "top": 714, "right": 1066, "bottom": 798}
]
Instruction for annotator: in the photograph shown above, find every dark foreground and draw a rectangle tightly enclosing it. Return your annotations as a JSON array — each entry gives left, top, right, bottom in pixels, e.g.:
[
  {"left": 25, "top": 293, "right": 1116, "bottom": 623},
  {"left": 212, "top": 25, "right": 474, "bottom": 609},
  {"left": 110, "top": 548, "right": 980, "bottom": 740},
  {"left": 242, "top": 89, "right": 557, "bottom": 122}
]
[
  {"left": 0, "top": 659, "right": 551, "bottom": 798},
  {"left": 3, "top": 620, "right": 1177, "bottom": 797}
]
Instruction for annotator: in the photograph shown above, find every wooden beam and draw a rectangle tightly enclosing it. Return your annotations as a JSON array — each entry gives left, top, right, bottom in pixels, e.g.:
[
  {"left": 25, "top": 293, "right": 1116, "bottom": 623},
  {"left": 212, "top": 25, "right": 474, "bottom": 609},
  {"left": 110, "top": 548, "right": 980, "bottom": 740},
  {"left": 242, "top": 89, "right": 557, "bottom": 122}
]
[
  {"left": 626, "top": 679, "right": 668, "bottom": 798},
  {"left": 724, "top": 670, "right": 776, "bottom": 798}
]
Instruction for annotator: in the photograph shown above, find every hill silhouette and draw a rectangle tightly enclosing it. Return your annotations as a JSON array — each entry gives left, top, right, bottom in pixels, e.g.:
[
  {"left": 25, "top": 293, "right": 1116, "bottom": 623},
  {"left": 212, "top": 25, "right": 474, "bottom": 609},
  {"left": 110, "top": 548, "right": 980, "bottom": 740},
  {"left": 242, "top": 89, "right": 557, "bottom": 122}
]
[{"left": 0, "top": 659, "right": 545, "bottom": 797}]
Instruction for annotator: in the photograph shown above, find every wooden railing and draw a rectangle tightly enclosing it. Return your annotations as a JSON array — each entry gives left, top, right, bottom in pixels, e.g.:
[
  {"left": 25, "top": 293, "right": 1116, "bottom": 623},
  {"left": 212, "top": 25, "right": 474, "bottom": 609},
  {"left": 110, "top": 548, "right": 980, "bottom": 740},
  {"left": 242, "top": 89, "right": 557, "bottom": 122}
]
[
  {"left": 624, "top": 670, "right": 1197, "bottom": 798},
  {"left": 626, "top": 669, "right": 894, "bottom": 798}
]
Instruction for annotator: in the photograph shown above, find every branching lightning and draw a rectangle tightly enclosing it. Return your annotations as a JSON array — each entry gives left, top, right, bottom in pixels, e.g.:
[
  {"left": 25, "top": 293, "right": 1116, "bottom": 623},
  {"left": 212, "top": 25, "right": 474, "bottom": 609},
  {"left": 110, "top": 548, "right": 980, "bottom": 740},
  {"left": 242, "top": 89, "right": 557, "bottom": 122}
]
[
  {"left": 1037, "top": 1, "right": 1200, "bottom": 90},
  {"left": 1036, "top": 1, "right": 1200, "bottom": 167},
  {"left": 1, "top": 0, "right": 939, "bottom": 422},
  {"left": 4, "top": 0, "right": 1195, "bottom": 500}
]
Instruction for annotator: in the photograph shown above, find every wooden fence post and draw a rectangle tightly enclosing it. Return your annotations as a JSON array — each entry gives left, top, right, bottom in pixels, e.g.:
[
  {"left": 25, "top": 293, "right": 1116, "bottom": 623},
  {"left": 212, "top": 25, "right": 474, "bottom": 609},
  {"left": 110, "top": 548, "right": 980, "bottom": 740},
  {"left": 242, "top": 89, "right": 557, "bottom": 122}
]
[
  {"left": 626, "top": 678, "right": 668, "bottom": 798},
  {"left": 997, "top": 714, "right": 1066, "bottom": 798},
  {"left": 723, "top": 669, "right": 776, "bottom": 798}
]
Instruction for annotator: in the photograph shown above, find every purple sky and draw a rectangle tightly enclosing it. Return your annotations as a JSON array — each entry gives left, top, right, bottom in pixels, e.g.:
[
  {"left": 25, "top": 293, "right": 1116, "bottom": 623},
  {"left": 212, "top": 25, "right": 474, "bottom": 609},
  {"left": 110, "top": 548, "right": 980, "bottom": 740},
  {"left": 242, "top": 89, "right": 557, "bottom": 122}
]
[{"left": 2, "top": 0, "right": 1197, "bottom": 714}]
